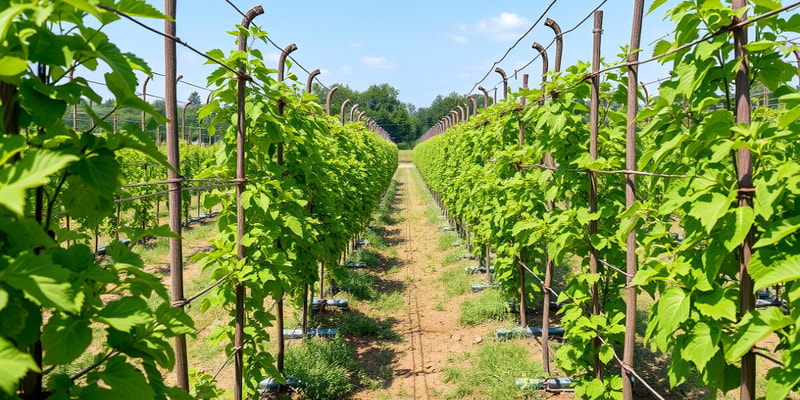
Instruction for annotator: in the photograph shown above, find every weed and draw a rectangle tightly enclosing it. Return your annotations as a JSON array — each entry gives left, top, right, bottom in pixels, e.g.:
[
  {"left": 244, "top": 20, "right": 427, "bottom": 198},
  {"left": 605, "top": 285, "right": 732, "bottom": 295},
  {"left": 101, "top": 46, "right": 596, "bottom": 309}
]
[
  {"left": 437, "top": 232, "right": 460, "bottom": 251},
  {"left": 441, "top": 250, "right": 461, "bottom": 266},
  {"left": 372, "top": 291, "right": 405, "bottom": 313},
  {"left": 458, "top": 289, "right": 510, "bottom": 326},
  {"left": 347, "top": 249, "right": 381, "bottom": 269},
  {"left": 362, "top": 227, "right": 386, "bottom": 249},
  {"left": 336, "top": 270, "right": 378, "bottom": 301},
  {"left": 440, "top": 341, "right": 546, "bottom": 399},
  {"left": 284, "top": 338, "right": 358, "bottom": 400},
  {"left": 438, "top": 267, "right": 473, "bottom": 298}
]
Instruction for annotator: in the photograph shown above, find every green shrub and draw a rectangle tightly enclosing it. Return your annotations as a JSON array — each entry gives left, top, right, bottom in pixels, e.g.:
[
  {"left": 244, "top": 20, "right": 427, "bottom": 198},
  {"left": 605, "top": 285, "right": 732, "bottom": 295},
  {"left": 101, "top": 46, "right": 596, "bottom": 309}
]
[{"left": 336, "top": 270, "right": 377, "bottom": 300}]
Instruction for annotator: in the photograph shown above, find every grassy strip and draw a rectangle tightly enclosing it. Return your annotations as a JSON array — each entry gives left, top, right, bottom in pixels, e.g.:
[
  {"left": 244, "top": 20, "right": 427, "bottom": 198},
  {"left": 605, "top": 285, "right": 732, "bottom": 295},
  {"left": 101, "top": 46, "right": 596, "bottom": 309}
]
[
  {"left": 459, "top": 289, "right": 510, "bottom": 326},
  {"left": 440, "top": 340, "right": 546, "bottom": 399}
]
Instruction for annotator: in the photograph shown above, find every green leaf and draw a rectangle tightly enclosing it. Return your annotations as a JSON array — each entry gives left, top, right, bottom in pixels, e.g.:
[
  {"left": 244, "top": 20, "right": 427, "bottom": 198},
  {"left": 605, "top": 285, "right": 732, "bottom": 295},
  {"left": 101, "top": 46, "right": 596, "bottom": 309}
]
[
  {"left": 283, "top": 214, "right": 303, "bottom": 238},
  {"left": 0, "top": 337, "right": 40, "bottom": 395},
  {"left": 754, "top": 214, "right": 800, "bottom": 249},
  {"left": 779, "top": 105, "right": 800, "bottom": 128},
  {"left": 0, "top": 56, "right": 27, "bottom": 76},
  {"left": 88, "top": 356, "right": 155, "bottom": 400},
  {"left": 726, "top": 307, "right": 793, "bottom": 360},
  {"left": 0, "top": 4, "right": 33, "bottom": 43},
  {"left": 598, "top": 343, "right": 614, "bottom": 364},
  {"left": 120, "top": 224, "right": 180, "bottom": 245},
  {"left": 96, "top": 297, "right": 153, "bottom": 332},
  {"left": 766, "top": 368, "right": 800, "bottom": 400},
  {"left": 719, "top": 207, "right": 754, "bottom": 252},
  {"left": 2, "top": 252, "right": 78, "bottom": 313},
  {"left": 115, "top": 0, "right": 167, "bottom": 19},
  {"left": 42, "top": 313, "right": 93, "bottom": 365},
  {"left": 749, "top": 253, "right": 800, "bottom": 291},
  {"left": 0, "top": 288, "right": 6, "bottom": 310},
  {"left": 0, "top": 149, "right": 78, "bottom": 216},
  {"left": 647, "top": 0, "right": 669, "bottom": 15},
  {"left": 682, "top": 322, "right": 718, "bottom": 371},
  {"left": 695, "top": 289, "right": 736, "bottom": 321},
  {"left": 689, "top": 191, "right": 731, "bottom": 234},
  {"left": 657, "top": 287, "right": 690, "bottom": 333},
  {"left": 0, "top": 135, "right": 25, "bottom": 167}
]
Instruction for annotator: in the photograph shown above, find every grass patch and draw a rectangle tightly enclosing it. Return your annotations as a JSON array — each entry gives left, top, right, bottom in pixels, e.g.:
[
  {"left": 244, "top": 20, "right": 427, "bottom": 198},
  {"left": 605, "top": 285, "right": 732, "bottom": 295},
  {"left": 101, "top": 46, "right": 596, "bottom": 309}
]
[
  {"left": 371, "top": 291, "right": 406, "bottom": 313},
  {"left": 347, "top": 249, "right": 381, "bottom": 268},
  {"left": 336, "top": 270, "right": 378, "bottom": 301},
  {"left": 439, "top": 267, "right": 473, "bottom": 298},
  {"left": 284, "top": 338, "right": 358, "bottom": 400},
  {"left": 441, "top": 340, "right": 546, "bottom": 399},
  {"left": 311, "top": 310, "right": 399, "bottom": 341},
  {"left": 459, "top": 289, "right": 510, "bottom": 326},
  {"left": 437, "top": 231, "right": 460, "bottom": 251},
  {"left": 442, "top": 250, "right": 462, "bottom": 266},
  {"left": 361, "top": 227, "right": 386, "bottom": 249}
]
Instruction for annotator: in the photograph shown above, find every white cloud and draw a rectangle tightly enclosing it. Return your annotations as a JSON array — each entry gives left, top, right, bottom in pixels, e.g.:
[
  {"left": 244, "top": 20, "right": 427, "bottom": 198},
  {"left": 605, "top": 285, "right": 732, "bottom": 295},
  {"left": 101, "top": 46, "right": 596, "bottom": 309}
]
[
  {"left": 264, "top": 52, "right": 280, "bottom": 63},
  {"left": 447, "top": 34, "right": 468, "bottom": 44},
  {"left": 348, "top": 42, "right": 363, "bottom": 49},
  {"left": 475, "top": 12, "right": 530, "bottom": 42},
  {"left": 361, "top": 56, "right": 398, "bottom": 69},
  {"left": 339, "top": 66, "right": 353, "bottom": 75}
]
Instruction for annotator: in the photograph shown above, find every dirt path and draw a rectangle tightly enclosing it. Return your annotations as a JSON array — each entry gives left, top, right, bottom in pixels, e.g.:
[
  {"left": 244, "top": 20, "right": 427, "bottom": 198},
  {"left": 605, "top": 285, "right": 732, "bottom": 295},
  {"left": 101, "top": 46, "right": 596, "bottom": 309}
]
[{"left": 355, "top": 161, "right": 557, "bottom": 399}]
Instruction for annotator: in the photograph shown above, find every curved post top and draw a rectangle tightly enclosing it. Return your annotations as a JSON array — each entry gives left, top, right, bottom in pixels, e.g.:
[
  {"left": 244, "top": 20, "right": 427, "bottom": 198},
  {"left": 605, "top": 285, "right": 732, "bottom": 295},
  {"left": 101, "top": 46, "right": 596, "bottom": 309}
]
[
  {"left": 349, "top": 103, "right": 359, "bottom": 122},
  {"left": 478, "top": 86, "right": 490, "bottom": 108},
  {"left": 305, "top": 69, "right": 321, "bottom": 94},
  {"left": 176, "top": 74, "right": 184, "bottom": 82},
  {"left": 326, "top": 86, "right": 339, "bottom": 115},
  {"left": 532, "top": 42, "right": 549, "bottom": 79},
  {"left": 278, "top": 43, "right": 298, "bottom": 82},
  {"left": 545, "top": 18, "right": 563, "bottom": 73},
  {"left": 340, "top": 99, "right": 351, "bottom": 125},
  {"left": 237, "top": 6, "right": 264, "bottom": 53},
  {"left": 494, "top": 67, "right": 508, "bottom": 100}
]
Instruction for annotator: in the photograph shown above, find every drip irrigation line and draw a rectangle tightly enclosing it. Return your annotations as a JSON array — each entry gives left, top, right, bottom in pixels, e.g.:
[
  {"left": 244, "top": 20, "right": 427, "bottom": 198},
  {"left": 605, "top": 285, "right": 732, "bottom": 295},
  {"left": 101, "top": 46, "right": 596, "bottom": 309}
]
[
  {"left": 211, "top": 344, "right": 239, "bottom": 382},
  {"left": 598, "top": 337, "right": 667, "bottom": 400},
  {"left": 98, "top": 4, "right": 245, "bottom": 80},
  {"left": 468, "top": 0, "right": 560, "bottom": 95}
]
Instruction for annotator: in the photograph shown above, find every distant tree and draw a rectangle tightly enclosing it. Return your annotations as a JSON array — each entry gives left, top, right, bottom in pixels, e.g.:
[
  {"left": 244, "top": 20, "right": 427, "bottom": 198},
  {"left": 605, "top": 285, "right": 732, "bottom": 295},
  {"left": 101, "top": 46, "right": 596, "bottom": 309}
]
[{"left": 187, "top": 91, "right": 202, "bottom": 106}]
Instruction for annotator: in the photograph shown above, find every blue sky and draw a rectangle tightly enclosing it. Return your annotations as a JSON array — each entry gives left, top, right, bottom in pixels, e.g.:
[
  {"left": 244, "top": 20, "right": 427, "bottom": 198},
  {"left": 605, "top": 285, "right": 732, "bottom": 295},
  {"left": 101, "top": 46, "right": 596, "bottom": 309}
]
[{"left": 89, "top": 0, "right": 681, "bottom": 110}]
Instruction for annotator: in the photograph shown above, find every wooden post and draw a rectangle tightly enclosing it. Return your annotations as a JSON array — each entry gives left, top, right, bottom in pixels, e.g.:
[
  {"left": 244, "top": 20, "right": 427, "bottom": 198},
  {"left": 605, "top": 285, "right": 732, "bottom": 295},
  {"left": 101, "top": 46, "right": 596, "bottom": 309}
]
[
  {"left": 518, "top": 73, "right": 529, "bottom": 330},
  {"left": 733, "top": 1, "right": 755, "bottom": 398},
  {"left": 622, "top": 2, "right": 645, "bottom": 399},
  {"left": 164, "top": 0, "right": 189, "bottom": 391},
  {"left": 234, "top": 6, "right": 264, "bottom": 400},
  {"left": 589, "top": 10, "right": 604, "bottom": 381}
]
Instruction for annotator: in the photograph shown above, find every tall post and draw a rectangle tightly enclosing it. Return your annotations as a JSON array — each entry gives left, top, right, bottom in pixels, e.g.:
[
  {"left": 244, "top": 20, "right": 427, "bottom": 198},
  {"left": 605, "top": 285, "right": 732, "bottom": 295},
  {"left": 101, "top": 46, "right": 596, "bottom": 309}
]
[
  {"left": 340, "top": 99, "right": 351, "bottom": 125},
  {"left": 305, "top": 69, "right": 320, "bottom": 94},
  {"left": 206, "top": 92, "right": 213, "bottom": 145},
  {"left": 733, "top": 0, "right": 755, "bottom": 398},
  {"left": 234, "top": 7, "right": 264, "bottom": 400},
  {"left": 457, "top": 105, "right": 466, "bottom": 122},
  {"left": 349, "top": 103, "right": 359, "bottom": 123},
  {"left": 478, "top": 86, "right": 490, "bottom": 108},
  {"left": 589, "top": 10, "right": 603, "bottom": 380},
  {"left": 495, "top": 67, "right": 508, "bottom": 100},
  {"left": 164, "top": 0, "right": 189, "bottom": 391},
  {"left": 485, "top": 243, "right": 491, "bottom": 284},
  {"left": 276, "top": 42, "right": 296, "bottom": 374},
  {"left": 141, "top": 76, "right": 151, "bottom": 132},
  {"left": 622, "top": 2, "right": 644, "bottom": 399},
  {"left": 181, "top": 102, "right": 188, "bottom": 143},
  {"left": 357, "top": 111, "right": 366, "bottom": 122},
  {"left": 518, "top": 73, "right": 528, "bottom": 330},
  {"left": 326, "top": 86, "right": 338, "bottom": 116}
]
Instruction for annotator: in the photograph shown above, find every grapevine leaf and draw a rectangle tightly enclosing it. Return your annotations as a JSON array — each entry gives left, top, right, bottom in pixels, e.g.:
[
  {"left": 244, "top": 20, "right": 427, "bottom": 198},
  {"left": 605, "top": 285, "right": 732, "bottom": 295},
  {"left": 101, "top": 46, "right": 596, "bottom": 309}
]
[
  {"left": 726, "top": 307, "right": 793, "bottom": 360},
  {"left": 695, "top": 289, "right": 736, "bottom": 321},
  {"left": 0, "top": 149, "right": 78, "bottom": 216},
  {"left": 657, "top": 287, "right": 690, "bottom": 333},
  {"left": 0, "top": 56, "right": 27, "bottom": 76},
  {"left": 0, "top": 135, "right": 25, "bottom": 165},
  {"left": 779, "top": 105, "right": 800, "bottom": 128},
  {"left": 0, "top": 288, "right": 6, "bottom": 310},
  {"left": 688, "top": 191, "right": 730, "bottom": 234},
  {"left": 2, "top": 252, "right": 78, "bottom": 312},
  {"left": 88, "top": 356, "right": 155, "bottom": 400},
  {"left": 283, "top": 214, "right": 303, "bottom": 238},
  {"left": 766, "top": 368, "right": 800, "bottom": 400},
  {"left": 753, "top": 214, "right": 800, "bottom": 249},
  {"left": 749, "top": 253, "right": 800, "bottom": 291},
  {"left": 114, "top": 0, "right": 167, "bottom": 19},
  {"left": 0, "top": 337, "right": 40, "bottom": 395},
  {"left": 598, "top": 343, "right": 614, "bottom": 364},
  {"left": 42, "top": 313, "right": 93, "bottom": 365},
  {"left": 719, "top": 207, "right": 754, "bottom": 252},
  {"left": 683, "top": 322, "right": 719, "bottom": 371},
  {"left": 96, "top": 297, "right": 153, "bottom": 332}
]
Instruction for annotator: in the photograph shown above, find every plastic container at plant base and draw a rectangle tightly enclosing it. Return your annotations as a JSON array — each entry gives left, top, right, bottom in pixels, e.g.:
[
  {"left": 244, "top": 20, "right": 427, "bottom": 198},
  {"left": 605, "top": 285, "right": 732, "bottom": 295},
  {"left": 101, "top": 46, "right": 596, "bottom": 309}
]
[
  {"left": 459, "top": 254, "right": 476, "bottom": 260},
  {"left": 545, "top": 377, "right": 573, "bottom": 390},
  {"left": 515, "top": 378, "right": 545, "bottom": 390},
  {"left": 282, "top": 329, "right": 305, "bottom": 339},
  {"left": 326, "top": 299, "right": 349, "bottom": 309},
  {"left": 496, "top": 326, "right": 565, "bottom": 340},
  {"left": 314, "top": 328, "right": 338, "bottom": 337},
  {"left": 345, "top": 261, "right": 367, "bottom": 268},
  {"left": 464, "top": 265, "right": 494, "bottom": 274},
  {"left": 258, "top": 377, "right": 300, "bottom": 393}
]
